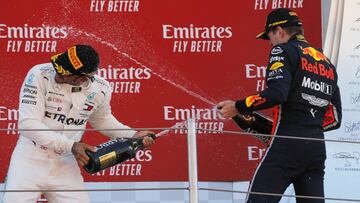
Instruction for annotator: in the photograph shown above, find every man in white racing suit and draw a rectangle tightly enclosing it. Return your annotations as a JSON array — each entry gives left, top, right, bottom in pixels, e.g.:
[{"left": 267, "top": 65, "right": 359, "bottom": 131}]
[{"left": 2, "top": 45, "right": 155, "bottom": 203}]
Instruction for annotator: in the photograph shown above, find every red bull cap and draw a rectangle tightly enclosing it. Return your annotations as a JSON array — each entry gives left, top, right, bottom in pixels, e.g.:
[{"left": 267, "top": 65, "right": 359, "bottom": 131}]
[{"left": 256, "top": 8, "right": 303, "bottom": 40}]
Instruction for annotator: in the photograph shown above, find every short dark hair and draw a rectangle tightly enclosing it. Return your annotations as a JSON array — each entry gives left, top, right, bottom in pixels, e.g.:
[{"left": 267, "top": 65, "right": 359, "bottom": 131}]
[{"left": 283, "top": 26, "right": 304, "bottom": 36}]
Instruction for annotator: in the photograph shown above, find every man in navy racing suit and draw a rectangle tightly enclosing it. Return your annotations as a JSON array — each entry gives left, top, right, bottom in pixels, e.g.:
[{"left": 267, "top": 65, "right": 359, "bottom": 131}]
[{"left": 218, "top": 8, "right": 342, "bottom": 203}]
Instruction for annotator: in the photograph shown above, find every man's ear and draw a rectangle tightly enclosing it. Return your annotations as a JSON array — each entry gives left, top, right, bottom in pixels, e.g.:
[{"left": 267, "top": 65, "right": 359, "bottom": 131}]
[
  {"left": 271, "top": 26, "right": 281, "bottom": 36},
  {"left": 278, "top": 26, "right": 287, "bottom": 37}
]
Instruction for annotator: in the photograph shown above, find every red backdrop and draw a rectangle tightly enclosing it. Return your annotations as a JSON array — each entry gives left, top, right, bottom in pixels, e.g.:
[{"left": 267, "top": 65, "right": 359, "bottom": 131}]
[{"left": 0, "top": 0, "right": 322, "bottom": 182}]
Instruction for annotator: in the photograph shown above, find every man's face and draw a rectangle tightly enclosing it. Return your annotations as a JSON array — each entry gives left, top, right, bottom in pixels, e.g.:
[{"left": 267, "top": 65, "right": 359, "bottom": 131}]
[
  {"left": 267, "top": 26, "right": 290, "bottom": 47},
  {"left": 267, "top": 28, "right": 282, "bottom": 47},
  {"left": 55, "top": 72, "right": 95, "bottom": 86}
]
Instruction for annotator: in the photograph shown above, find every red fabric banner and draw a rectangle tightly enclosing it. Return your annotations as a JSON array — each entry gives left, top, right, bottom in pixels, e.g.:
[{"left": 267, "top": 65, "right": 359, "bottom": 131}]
[{"left": 0, "top": 0, "right": 322, "bottom": 182}]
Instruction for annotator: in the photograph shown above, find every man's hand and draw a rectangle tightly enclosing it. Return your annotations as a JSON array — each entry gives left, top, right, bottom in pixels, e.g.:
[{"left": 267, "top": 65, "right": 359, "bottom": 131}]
[
  {"left": 217, "top": 100, "right": 238, "bottom": 119},
  {"left": 71, "top": 142, "right": 96, "bottom": 166},
  {"left": 132, "top": 131, "right": 156, "bottom": 148}
]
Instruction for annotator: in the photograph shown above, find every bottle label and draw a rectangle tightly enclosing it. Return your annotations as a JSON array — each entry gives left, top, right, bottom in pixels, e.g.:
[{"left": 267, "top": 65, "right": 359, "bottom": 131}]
[{"left": 99, "top": 151, "right": 117, "bottom": 169}]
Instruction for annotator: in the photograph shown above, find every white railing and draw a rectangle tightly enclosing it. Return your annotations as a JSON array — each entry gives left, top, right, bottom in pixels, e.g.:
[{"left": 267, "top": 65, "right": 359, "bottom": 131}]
[{"left": 1, "top": 119, "right": 360, "bottom": 202}]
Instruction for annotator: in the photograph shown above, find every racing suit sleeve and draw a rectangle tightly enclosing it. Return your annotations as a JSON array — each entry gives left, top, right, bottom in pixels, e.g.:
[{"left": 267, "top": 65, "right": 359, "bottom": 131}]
[
  {"left": 88, "top": 89, "right": 136, "bottom": 139},
  {"left": 323, "top": 85, "right": 342, "bottom": 131},
  {"left": 235, "top": 45, "right": 293, "bottom": 113},
  {"left": 18, "top": 66, "right": 75, "bottom": 153}
]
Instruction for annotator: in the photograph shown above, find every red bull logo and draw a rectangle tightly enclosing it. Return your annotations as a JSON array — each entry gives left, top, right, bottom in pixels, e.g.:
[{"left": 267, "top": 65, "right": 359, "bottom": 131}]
[
  {"left": 245, "top": 94, "right": 266, "bottom": 107},
  {"left": 301, "top": 47, "right": 329, "bottom": 63},
  {"left": 301, "top": 58, "right": 334, "bottom": 81}
]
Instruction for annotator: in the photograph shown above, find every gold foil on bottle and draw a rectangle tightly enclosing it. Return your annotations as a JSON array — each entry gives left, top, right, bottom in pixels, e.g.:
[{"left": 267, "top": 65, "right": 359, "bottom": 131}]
[{"left": 99, "top": 151, "right": 117, "bottom": 169}]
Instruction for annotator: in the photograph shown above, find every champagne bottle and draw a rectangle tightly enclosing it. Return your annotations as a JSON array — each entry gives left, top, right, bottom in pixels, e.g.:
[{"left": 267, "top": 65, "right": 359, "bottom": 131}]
[
  {"left": 232, "top": 112, "right": 273, "bottom": 145},
  {"left": 84, "top": 134, "right": 156, "bottom": 174}
]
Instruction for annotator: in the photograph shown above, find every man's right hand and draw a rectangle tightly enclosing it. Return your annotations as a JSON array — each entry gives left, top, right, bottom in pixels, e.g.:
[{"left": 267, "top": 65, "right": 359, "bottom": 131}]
[
  {"left": 71, "top": 142, "right": 97, "bottom": 166},
  {"left": 217, "top": 100, "right": 238, "bottom": 118}
]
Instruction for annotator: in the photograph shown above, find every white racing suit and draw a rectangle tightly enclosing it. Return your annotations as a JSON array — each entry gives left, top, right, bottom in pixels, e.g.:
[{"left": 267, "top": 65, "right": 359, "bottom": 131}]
[{"left": 2, "top": 63, "right": 136, "bottom": 203}]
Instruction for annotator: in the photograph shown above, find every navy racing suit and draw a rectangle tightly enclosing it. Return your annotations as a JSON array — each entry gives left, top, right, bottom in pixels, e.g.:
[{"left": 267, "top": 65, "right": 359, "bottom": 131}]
[{"left": 236, "top": 34, "right": 342, "bottom": 203}]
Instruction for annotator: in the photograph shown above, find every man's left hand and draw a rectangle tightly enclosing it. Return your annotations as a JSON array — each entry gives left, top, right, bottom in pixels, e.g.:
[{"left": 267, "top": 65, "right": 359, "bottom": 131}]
[
  {"left": 217, "top": 100, "right": 238, "bottom": 119},
  {"left": 71, "top": 142, "right": 96, "bottom": 166}
]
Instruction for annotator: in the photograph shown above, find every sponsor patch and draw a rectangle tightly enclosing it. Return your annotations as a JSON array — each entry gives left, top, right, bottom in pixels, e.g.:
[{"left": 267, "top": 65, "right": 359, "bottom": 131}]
[
  {"left": 87, "top": 92, "right": 96, "bottom": 100},
  {"left": 45, "top": 104, "right": 57, "bottom": 110},
  {"left": 48, "top": 91, "right": 64, "bottom": 96},
  {"left": 301, "top": 93, "right": 329, "bottom": 107},
  {"left": 301, "top": 76, "right": 332, "bottom": 95},
  {"left": 269, "top": 62, "right": 284, "bottom": 70},
  {"left": 23, "top": 88, "right": 37, "bottom": 95},
  {"left": 83, "top": 103, "right": 94, "bottom": 111},
  {"left": 301, "top": 57, "right": 334, "bottom": 80},
  {"left": 245, "top": 94, "right": 266, "bottom": 107},
  {"left": 301, "top": 46, "right": 330, "bottom": 63},
  {"left": 68, "top": 46, "right": 83, "bottom": 70},
  {"left": 44, "top": 111, "right": 87, "bottom": 125},
  {"left": 47, "top": 97, "right": 63, "bottom": 104},
  {"left": 24, "top": 84, "right": 37, "bottom": 89},
  {"left": 268, "top": 68, "right": 283, "bottom": 78},
  {"left": 269, "top": 20, "right": 288, "bottom": 27},
  {"left": 269, "top": 56, "right": 284, "bottom": 63},
  {"left": 71, "top": 87, "right": 82, "bottom": 92},
  {"left": 271, "top": 46, "right": 283, "bottom": 55},
  {"left": 267, "top": 75, "right": 284, "bottom": 81},
  {"left": 23, "top": 94, "right": 36, "bottom": 99},
  {"left": 21, "top": 100, "right": 37, "bottom": 105},
  {"left": 26, "top": 73, "right": 35, "bottom": 85}
]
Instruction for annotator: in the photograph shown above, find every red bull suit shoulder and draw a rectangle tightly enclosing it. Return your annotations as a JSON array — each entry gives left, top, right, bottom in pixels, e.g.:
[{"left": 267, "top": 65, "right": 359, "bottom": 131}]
[{"left": 236, "top": 34, "right": 341, "bottom": 138}]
